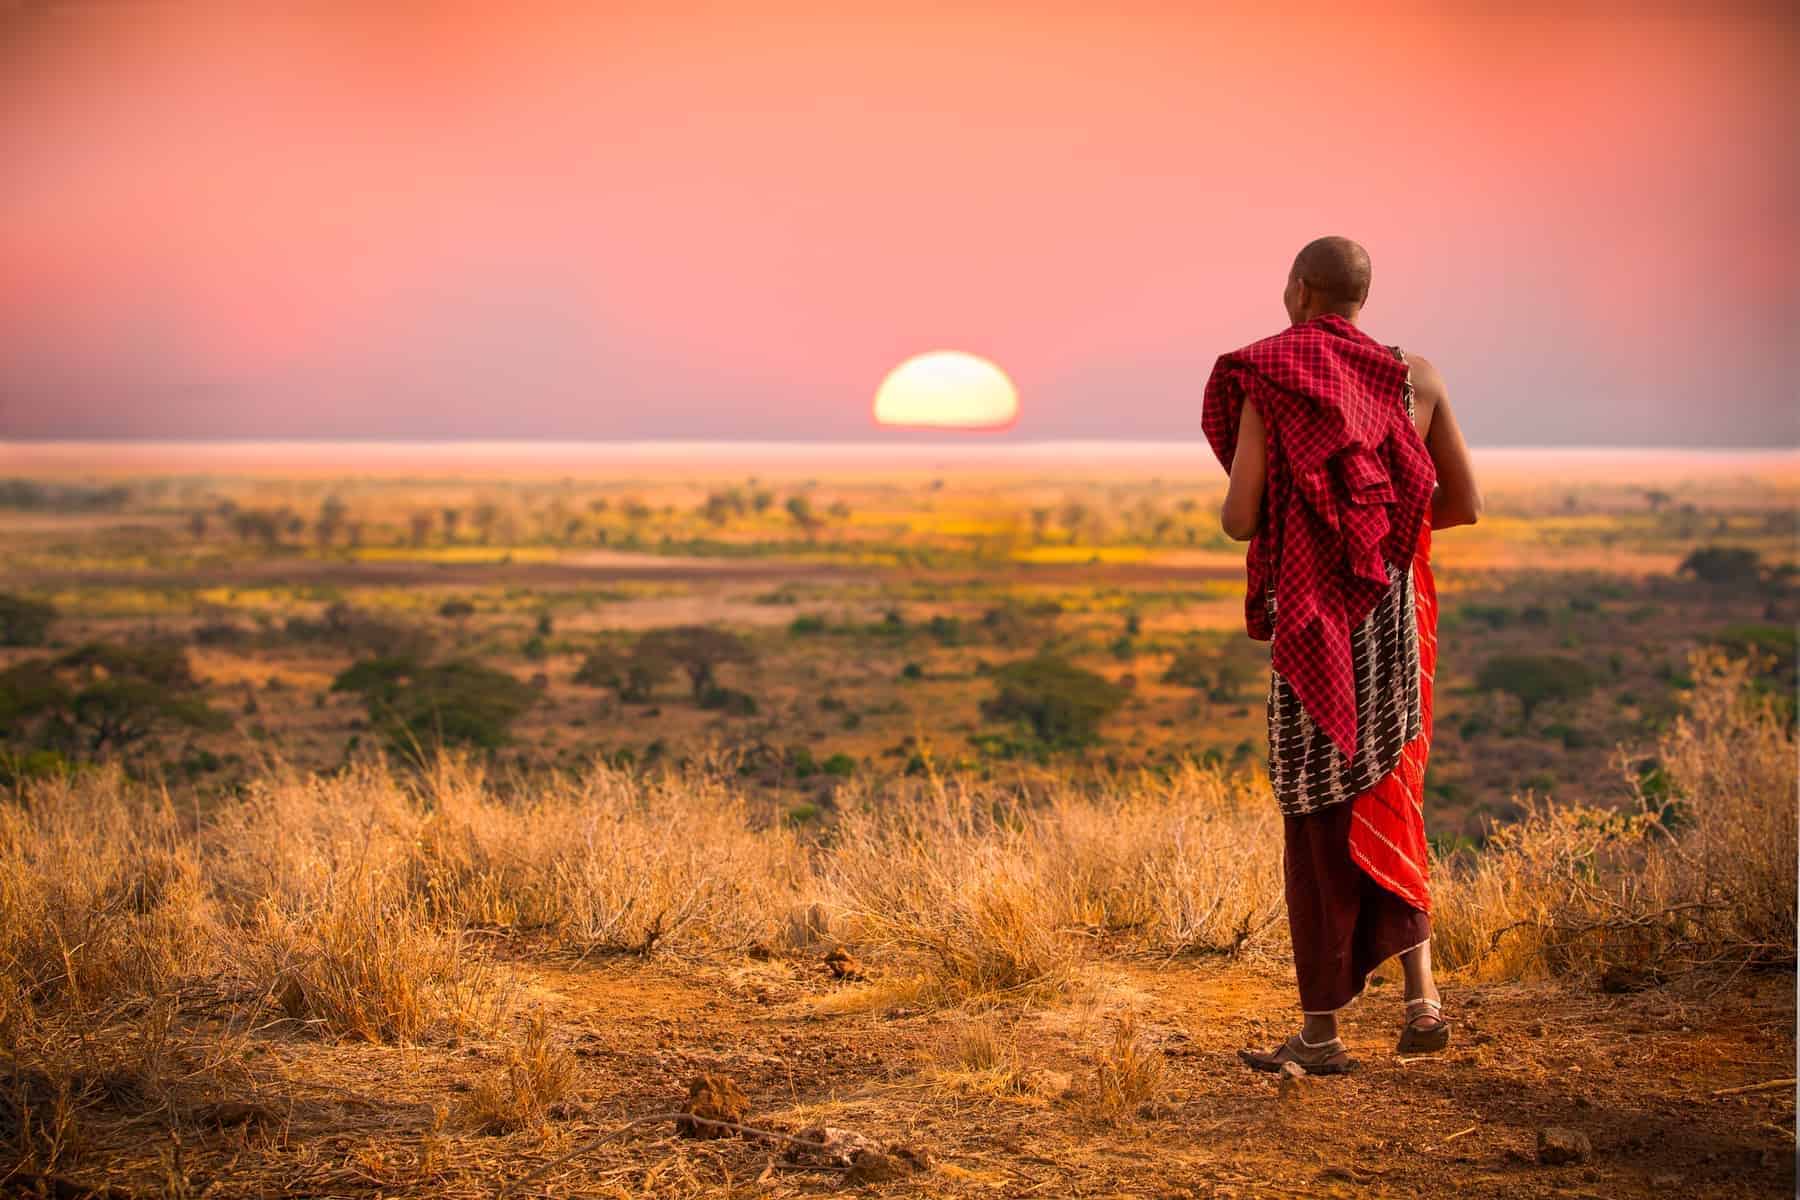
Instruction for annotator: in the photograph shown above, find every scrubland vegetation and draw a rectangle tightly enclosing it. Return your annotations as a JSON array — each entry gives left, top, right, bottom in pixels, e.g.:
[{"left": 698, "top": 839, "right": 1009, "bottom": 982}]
[
  {"left": 0, "top": 449, "right": 1793, "bottom": 1194},
  {"left": 2, "top": 452, "right": 1795, "bottom": 835}
]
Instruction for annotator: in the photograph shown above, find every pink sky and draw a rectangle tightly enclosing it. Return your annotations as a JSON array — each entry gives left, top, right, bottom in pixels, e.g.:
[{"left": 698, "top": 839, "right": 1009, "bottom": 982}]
[{"left": 1, "top": 1, "right": 1794, "bottom": 445}]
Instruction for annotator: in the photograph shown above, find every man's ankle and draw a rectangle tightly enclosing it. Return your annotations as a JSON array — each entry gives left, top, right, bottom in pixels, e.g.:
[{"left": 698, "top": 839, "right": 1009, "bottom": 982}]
[
  {"left": 1300, "top": 1016, "right": 1338, "bottom": 1044},
  {"left": 1403, "top": 978, "right": 1440, "bottom": 1003}
]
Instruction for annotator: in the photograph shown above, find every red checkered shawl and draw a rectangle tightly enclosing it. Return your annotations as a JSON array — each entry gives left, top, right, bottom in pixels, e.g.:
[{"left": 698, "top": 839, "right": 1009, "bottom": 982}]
[{"left": 1203, "top": 314, "right": 1436, "bottom": 760}]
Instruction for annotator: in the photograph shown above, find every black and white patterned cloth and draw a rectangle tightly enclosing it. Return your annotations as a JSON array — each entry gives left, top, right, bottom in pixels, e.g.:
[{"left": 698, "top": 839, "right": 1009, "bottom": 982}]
[{"left": 1264, "top": 346, "right": 1423, "bottom": 816}]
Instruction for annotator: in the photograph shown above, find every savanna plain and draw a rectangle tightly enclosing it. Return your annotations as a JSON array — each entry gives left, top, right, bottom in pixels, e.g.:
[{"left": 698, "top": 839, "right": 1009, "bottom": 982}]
[{"left": 0, "top": 443, "right": 1794, "bottom": 1199}]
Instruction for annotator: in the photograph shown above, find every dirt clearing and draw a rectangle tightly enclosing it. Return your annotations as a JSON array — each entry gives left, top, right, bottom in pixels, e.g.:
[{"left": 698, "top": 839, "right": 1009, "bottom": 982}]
[{"left": 24, "top": 955, "right": 1792, "bottom": 1199}]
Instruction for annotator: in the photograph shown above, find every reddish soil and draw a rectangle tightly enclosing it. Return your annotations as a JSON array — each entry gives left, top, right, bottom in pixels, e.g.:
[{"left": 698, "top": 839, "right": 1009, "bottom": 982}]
[{"left": 44, "top": 956, "right": 1790, "bottom": 1198}]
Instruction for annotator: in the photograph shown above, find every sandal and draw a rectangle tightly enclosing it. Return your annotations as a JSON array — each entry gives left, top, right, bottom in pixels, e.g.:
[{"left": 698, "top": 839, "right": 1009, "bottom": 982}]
[
  {"left": 1238, "top": 1033, "right": 1356, "bottom": 1076},
  {"left": 1397, "top": 997, "right": 1451, "bottom": 1054}
]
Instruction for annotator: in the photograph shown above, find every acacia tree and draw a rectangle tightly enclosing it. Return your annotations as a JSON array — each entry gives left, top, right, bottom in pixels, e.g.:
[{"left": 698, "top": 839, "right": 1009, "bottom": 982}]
[
  {"left": 573, "top": 644, "right": 671, "bottom": 703},
  {"left": 634, "top": 626, "right": 753, "bottom": 700},
  {"left": 785, "top": 495, "right": 822, "bottom": 541},
  {"left": 316, "top": 494, "right": 350, "bottom": 547},
  {"left": 1476, "top": 654, "right": 1596, "bottom": 726},
  {"left": 0, "top": 641, "right": 226, "bottom": 757}
]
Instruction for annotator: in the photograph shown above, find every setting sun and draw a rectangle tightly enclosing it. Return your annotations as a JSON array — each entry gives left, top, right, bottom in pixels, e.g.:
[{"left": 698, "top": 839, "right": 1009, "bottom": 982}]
[{"left": 872, "top": 351, "right": 1018, "bottom": 431}]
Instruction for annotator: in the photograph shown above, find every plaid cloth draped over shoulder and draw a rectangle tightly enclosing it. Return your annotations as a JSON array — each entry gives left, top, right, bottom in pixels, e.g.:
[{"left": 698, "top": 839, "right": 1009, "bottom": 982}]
[{"left": 1202, "top": 314, "right": 1436, "bottom": 765}]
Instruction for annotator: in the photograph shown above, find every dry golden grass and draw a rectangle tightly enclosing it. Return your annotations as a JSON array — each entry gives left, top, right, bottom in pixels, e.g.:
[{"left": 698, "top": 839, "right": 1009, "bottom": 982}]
[
  {"left": 819, "top": 764, "right": 1284, "bottom": 1004},
  {"left": 0, "top": 779, "right": 214, "bottom": 1011},
  {"left": 401, "top": 760, "right": 810, "bottom": 957},
  {"left": 926, "top": 1015, "right": 1033, "bottom": 1099},
  {"left": 1088, "top": 1015, "right": 1166, "bottom": 1124},
  {"left": 1430, "top": 653, "right": 1796, "bottom": 981},
  {"left": 459, "top": 1013, "right": 578, "bottom": 1134},
  {"left": 0, "top": 655, "right": 1791, "bottom": 1190}
]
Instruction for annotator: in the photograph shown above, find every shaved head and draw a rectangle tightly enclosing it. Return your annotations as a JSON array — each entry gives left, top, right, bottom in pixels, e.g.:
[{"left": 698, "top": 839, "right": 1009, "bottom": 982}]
[{"left": 1290, "top": 236, "right": 1372, "bottom": 310}]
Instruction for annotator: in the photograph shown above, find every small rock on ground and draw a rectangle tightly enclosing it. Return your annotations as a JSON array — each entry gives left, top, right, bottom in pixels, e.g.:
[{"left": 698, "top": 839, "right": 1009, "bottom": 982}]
[
  {"left": 824, "top": 946, "right": 865, "bottom": 980},
  {"left": 677, "top": 1073, "right": 749, "bottom": 1138},
  {"left": 1278, "top": 1061, "right": 1320, "bottom": 1101},
  {"left": 1537, "top": 1126, "right": 1592, "bottom": 1165},
  {"left": 786, "top": 1125, "right": 880, "bottom": 1167},
  {"left": 846, "top": 1149, "right": 904, "bottom": 1184}
]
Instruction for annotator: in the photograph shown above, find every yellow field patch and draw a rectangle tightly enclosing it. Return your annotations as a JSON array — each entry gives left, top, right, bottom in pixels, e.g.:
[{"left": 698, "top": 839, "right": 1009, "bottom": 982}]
[
  {"left": 1011, "top": 545, "right": 1152, "bottom": 565},
  {"left": 352, "top": 545, "right": 560, "bottom": 564}
]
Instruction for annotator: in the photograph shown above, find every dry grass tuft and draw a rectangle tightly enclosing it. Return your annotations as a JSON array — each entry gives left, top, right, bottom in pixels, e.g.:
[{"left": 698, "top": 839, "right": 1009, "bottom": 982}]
[
  {"left": 255, "top": 879, "right": 508, "bottom": 1043},
  {"left": 0, "top": 774, "right": 215, "bottom": 1010},
  {"left": 822, "top": 764, "right": 1283, "bottom": 1004},
  {"left": 461, "top": 1014, "right": 578, "bottom": 1134},
  {"left": 404, "top": 760, "right": 810, "bottom": 956},
  {"left": 1088, "top": 1016, "right": 1166, "bottom": 1124},
  {"left": 926, "top": 1014, "right": 1030, "bottom": 1099}
]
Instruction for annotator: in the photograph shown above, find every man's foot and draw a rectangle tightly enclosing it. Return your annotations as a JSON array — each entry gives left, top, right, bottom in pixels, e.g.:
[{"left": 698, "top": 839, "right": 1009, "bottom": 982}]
[
  {"left": 1397, "top": 997, "right": 1451, "bottom": 1054},
  {"left": 1237, "top": 1033, "right": 1355, "bottom": 1075}
]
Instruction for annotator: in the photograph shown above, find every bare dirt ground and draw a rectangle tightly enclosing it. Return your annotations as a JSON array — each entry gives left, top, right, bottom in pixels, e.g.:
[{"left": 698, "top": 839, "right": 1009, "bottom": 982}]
[{"left": 41, "top": 957, "right": 1795, "bottom": 1199}]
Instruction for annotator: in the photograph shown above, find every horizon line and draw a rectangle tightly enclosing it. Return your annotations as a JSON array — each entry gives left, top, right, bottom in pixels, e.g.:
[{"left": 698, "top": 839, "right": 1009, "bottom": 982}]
[{"left": 2, "top": 438, "right": 1795, "bottom": 455}]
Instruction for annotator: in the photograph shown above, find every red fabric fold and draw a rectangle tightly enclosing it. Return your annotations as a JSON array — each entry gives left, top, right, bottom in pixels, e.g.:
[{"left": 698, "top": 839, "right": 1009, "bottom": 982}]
[
  {"left": 1348, "top": 527, "right": 1437, "bottom": 914},
  {"left": 1202, "top": 314, "right": 1436, "bottom": 759}
]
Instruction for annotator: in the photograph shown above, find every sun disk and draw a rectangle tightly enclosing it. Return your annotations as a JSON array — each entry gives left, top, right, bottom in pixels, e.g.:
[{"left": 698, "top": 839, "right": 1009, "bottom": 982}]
[{"left": 873, "top": 351, "right": 1018, "bottom": 430}]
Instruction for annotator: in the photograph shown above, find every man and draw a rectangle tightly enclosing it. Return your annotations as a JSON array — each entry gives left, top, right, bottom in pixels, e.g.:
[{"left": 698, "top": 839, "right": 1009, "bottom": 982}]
[{"left": 1205, "top": 236, "right": 1482, "bottom": 1073}]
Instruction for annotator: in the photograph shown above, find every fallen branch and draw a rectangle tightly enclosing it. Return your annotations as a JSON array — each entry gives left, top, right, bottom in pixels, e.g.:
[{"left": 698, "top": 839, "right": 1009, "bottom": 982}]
[
  {"left": 501, "top": 1111, "right": 840, "bottom": 1197},
  {"left": 1486, "top": 902, "right": 1731, "bottom": 951},
  {"left": 1710, "top": 1078, "right": 1794, "bottom": 1098}
]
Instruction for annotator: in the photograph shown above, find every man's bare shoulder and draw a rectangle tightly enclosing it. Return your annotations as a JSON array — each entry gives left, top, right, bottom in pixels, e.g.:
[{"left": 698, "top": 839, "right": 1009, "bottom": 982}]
[{"left": 1400, "top": 351, "right": 1448, "bottom": 402}]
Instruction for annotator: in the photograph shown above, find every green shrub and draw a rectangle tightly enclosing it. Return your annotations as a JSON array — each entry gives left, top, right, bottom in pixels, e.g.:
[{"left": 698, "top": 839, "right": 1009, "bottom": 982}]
[
  {"left": 1677, "top": 545, "right": 1762, "bottom": 585},
  {"left": 332, "top": 658, "right": 537, "bottom": 757},
  {"left": 982, "top": 655, "right": 1127, "bottom": 748},
  {"left": 1160, "top": 649, "right": 1212, "bottom": 691},
  {"left": 1459, "top": 603, "right": 1511, "bottom": 631},
  {"left": 697, "top": 685, "right": 758, "bottom": 716},
  {"left": 1712, "top": 624, "right": 1796, "bottom": 689},
  {"left": 0, "top": 593, "right": 56, "bottom": 646},
  {"left": 926, "top": 615, "right": 963, "bottom": 646},
  {"left": 1207, "top": 662, "right": 1251, "bottom": 703},
  {"left": 1476, "top": 654, "right": 1596, "bottom": 726},
  {"left": 574, "top": 644, "right": 670, "bottom": 703}
]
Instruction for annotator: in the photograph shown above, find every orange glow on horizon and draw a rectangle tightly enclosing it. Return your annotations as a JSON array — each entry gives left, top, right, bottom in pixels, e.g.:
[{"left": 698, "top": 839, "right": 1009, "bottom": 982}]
[{"left": 873, "top": 351, "right": 1019, "bottom": 431}]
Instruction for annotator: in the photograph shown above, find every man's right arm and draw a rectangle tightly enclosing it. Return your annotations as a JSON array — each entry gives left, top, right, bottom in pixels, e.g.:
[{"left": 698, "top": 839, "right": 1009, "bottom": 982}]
[
  {"left": 1220, "top": 400, "right": 1267, "bottom": 541},
  {"left": 1407, "top": 354, "right": 1483, "bottom": 530}
]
